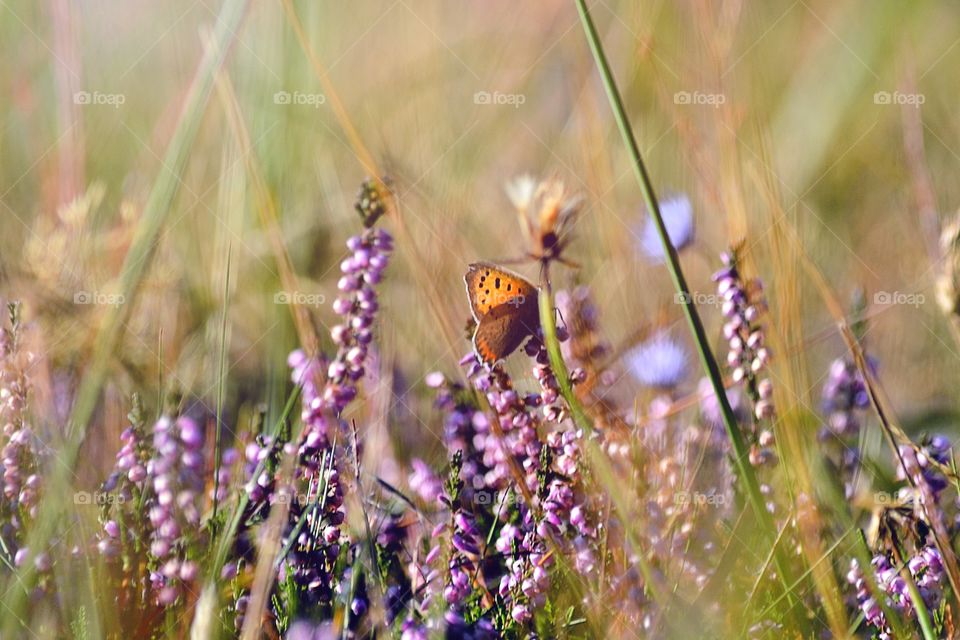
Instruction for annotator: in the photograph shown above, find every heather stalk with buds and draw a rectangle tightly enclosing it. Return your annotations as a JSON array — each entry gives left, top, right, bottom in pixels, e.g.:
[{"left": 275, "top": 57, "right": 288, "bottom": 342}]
[
  {"left": 712, "top": 250, "right": 776, "bottom": 468},
  {"left": 0, "top": 302, "right": 46, "bottom": 587},
  {"left": 236, "top": 204, "right": 394, "bottom": 632},
  {"left": 819, "top": 356, "right": 875, "bottom": 497}
]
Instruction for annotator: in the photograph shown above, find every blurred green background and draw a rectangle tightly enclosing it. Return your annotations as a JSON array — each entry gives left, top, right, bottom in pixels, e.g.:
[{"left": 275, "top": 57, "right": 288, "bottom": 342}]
[{"left": 2, "top": 0, "right": 960, "bottom": 479}]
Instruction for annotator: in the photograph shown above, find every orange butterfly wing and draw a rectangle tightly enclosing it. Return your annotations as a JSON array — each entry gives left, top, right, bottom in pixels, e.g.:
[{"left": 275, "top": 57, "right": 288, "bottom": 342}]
[
  {"left": 472, "top": 304, "right": 540, "bottom": 365},
  {"left": 464, "top": 263, "right": 540, "bottom": 364},
  {"left": 464, "top": 263, "right": 538, "bottom": 319}
]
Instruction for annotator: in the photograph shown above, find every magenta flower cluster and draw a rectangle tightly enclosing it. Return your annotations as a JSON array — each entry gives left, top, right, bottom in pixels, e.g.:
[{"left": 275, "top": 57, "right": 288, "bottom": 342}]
[{"left": 848, "top": 547, "right": 945, "bottom": 639}]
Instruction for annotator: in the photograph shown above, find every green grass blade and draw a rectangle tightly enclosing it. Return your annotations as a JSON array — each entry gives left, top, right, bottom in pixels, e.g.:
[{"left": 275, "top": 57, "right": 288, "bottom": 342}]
[
  {"left": 0, "top": 0, "right": 252, "bottom": 632},
  {"left": 212, "top": 243, "right": 233, "bottom": 526},
  {"left": 572, "top": 0, "right": 801, "bottom": 626}
]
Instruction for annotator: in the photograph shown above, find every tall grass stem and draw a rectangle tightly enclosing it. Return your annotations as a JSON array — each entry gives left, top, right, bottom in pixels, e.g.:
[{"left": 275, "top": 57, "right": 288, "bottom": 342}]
[{"left": 572, "top": 0, "right": 800, "bottom": 619}]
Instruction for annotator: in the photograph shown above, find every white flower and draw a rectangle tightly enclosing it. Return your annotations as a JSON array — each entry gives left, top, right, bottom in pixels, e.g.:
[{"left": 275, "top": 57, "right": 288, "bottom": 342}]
[{"left": 504, "top": 174, "right": 538, "bottom": 211}]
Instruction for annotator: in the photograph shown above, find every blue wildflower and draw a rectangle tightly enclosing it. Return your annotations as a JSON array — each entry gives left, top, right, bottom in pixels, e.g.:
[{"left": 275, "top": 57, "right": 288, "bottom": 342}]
[
  {"left": 638, "top": 194, "right": 695, "bottom": 262},
  {"left": 626, "top": 332, "right": 688, "bottom": 388}
]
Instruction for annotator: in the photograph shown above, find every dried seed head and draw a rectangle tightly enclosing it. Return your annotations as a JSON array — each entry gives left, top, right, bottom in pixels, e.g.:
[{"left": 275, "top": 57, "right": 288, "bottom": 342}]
[{"left": 936, "top": 210, "right": 960, "bottom": 316}]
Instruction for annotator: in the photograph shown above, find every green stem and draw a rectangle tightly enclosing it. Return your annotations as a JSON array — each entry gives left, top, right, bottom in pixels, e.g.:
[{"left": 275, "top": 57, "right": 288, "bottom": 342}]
[
  {"left": 538, "top": 285, "right": 704, "bottom": 638},
  {"left": 212, "top": 243, "right": 233, "bottom": 527},
  {"left": 904, "top": 569, "right": 938, "bottom": 640},
  {"left": 573, "top": 0, "right": 801, "bottom": 622},
  {"left": 212, "top": 384, "right": 302, "bottom": 576},
  {"left": 892, "top": 541, "right": 937, "bottom": 640},
  {"left": 538, "top": 286, "right": 591, "bottom": 432}
]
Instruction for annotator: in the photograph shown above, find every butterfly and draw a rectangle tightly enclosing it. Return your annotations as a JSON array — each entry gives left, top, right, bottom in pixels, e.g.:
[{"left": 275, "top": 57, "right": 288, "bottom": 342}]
[{"left": 464, "top": 262, "right": 541, "bottom": 365}]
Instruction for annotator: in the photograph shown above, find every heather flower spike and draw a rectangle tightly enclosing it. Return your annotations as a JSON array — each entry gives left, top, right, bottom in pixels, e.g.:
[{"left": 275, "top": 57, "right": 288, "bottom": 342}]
[
  {"left": 0, "top": 301, "right": 50, "bottom": 592},
  {"left": 848, "top": 545, "right": 946, "bottom": 637},
  {"left": 818, "top": 355, "right": 876, "bottom": 497},
  {"left": 712, "top": 249, "right": 776, "bottom": 467}
]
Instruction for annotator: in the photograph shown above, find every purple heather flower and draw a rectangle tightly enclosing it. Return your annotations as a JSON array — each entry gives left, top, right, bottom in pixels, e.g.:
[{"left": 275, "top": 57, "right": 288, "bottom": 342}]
[
  {"left": 443, "top": 611, "right": 496, "bottom": 639},
  {"left": 896, "top": 435, "right": 951, "bottom": 506},
  {"left": 285, "top": 620, "right": 337, "bottom": 640},
  {"left": 625, "top": 331, "right": 688, "bottom": 388},
  {"left": 143, "top": 415, "right": 206, "bottom": 603},
  {"left": 638, "top": 194, "right": 695, "bottom": 262},
  {"left": 477, "top": 384, "right": 540, "bottom": 492},
  {"left": 713, "top": 252, "right": 772, "bottom": 398},
  {"left": 461, "top": 351, "right": 599, "bottom": 629},
  {"left": 526, "top": 339, "right": 567, "bottom": 422},
  {"left": 234, "top": 226, "right": 393, "bottom": 623},
  {"left": 408, "top": 458, "right": 444, "bottom": 504},
  {"left": 818, "top": 355, "right": 878, "bottom": 497},
  {"left": 848, "top": 546, "right": 945, "bottom": 637},
  {"left": 428, "top": 375, "right": 497, "bottom": 505},
  {"left": 821, "top": 356, "right": 876, "bottom": 438},
  {"left": 291, "top": 227, "right": 392, "bottom": 465},
  {"left": 0, "top": 305, "right": 41, "bottom": 536},
  {"left": 712, "top": 251, "right": 777, "bottom": 466},
  {"left": 629, "top": 388, "right": 733, "bottom": 612},
  {"left": 400, "top": 619, "right": 428, "bottom": 640},
  {"left": 441, "top": 477, "right": 484, "bottom": 608}
]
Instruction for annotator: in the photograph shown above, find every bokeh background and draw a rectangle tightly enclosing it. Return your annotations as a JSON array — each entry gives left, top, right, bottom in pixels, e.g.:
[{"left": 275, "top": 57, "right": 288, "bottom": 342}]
[{"left": 2, "top": 0, "right": 960, "bottom": 482}]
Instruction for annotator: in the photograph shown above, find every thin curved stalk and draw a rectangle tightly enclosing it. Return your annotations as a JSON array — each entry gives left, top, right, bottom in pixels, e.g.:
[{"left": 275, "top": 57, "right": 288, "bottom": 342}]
[
  {"left": 572, "top": 0, "right": 800, "bottom": 623},
  {"left": 538, "top": 283, "right": 704, "bottom": 638},
  {"left": 900, "top": 558, "right": 937, "bottom": 640}
]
